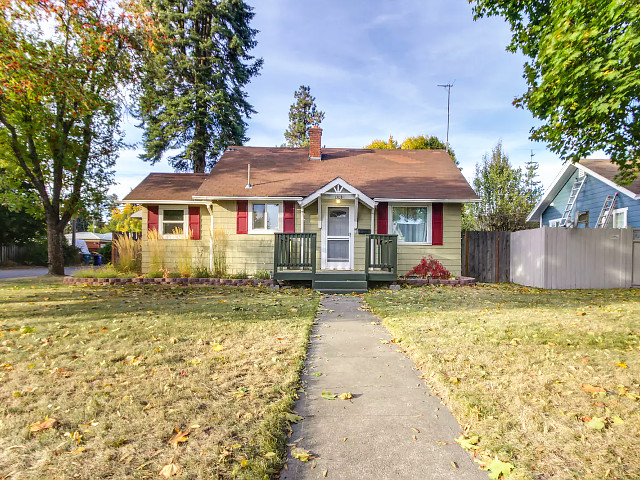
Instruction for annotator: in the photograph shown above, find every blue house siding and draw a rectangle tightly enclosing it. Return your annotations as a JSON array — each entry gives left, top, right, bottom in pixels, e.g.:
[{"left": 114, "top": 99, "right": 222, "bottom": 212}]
[{"left": 541, "top": 171, "right": 640, "bottom": 228}]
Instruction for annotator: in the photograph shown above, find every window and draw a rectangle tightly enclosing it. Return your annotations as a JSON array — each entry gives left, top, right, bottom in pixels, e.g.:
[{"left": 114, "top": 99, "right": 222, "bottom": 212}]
[
  {"left": 250, "top": 202, "right": 281, "bottom": 233},
  {"left": 549, "top": 218, "right": 561, "bottom": 227},
  {"left": 391, "top": 205, "right": 430, "bottom": 244},
  {"left": 612, "top": 207, "right": 628, "bottom": 228},
  {"left": 160, "top": 207, "right": 188, "bottom": 238}
]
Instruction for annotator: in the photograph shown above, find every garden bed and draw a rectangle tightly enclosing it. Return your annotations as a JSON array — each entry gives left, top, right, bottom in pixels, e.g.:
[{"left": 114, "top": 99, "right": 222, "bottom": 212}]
[
  {"left": 393, "top": 276, "right": 475, "bottom": 287},
  {"left": 63, "top": 276, "right": 275, "bottom": 286}
]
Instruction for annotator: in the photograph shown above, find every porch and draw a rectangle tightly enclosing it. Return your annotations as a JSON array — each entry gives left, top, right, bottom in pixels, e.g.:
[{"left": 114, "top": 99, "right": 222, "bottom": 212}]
[{"left": 273, "top": 233, "right": 397, "bottom": 293}]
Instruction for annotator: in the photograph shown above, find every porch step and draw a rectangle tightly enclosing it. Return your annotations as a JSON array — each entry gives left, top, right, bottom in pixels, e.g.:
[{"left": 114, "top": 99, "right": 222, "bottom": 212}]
[
  {"left": 313, "top": 279, "right": 368, "bottom": 294},
  {"left": 314, "top": 271, "right": 367, "bottom": 281}
]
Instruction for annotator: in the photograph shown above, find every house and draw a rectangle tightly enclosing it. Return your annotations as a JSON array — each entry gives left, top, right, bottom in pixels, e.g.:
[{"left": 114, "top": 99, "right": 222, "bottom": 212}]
[
  {"left": 64, "top": 232, "right": 113, "bottom": 253},
  {"left": 528, "top": 159, "right": 640, "bottom": 229},
  {"left": 123, "top": 127, "right": 478, "bottom": 291}
]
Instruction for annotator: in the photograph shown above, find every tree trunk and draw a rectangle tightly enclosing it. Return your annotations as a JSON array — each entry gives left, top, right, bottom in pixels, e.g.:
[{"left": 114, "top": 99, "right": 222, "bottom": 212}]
[
  {"left": 193, "top": 118, "right": 206, "bottom": 173},
  {"left": 46, "top": 214, "right": 65, "bottom": 275}
]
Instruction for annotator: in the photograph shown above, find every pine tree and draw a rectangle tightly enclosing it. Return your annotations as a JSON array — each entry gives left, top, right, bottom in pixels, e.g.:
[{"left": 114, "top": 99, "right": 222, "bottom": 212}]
[
  {"left": 284, "top": 86, "right": 325, "bottom": 147},
  {"left": 137, "top": 0, "right": 263, "bottom": 173}
]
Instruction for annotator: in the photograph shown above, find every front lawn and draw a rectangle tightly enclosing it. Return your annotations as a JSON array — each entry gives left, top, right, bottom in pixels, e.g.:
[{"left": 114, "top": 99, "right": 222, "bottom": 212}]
[
  {"left": 366, "top": 284, "right": 640, "bottom": 480},
  {"left": 0, "top": 278, "right": 318, "bottom": 478}
]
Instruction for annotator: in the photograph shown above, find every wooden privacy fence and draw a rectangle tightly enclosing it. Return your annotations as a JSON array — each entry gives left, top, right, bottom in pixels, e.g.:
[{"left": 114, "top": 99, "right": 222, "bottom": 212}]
[
  {"left": 511, "top": 227, "right": 635, "bottom": 289},
  {"left": 461, "top": 231, "right": 510, "bottom": 283},
  {"left": 0, "top": 244, "right": 30, "bottom": 265}
]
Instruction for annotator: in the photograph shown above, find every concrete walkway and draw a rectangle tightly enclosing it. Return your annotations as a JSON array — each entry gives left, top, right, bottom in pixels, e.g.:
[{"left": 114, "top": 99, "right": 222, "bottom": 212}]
[
  {"left": 0, "top": 267, "right": 82, "bottom": 280},
  {"left": 281, "top": 296, "right": 487, "bottom": 480}
]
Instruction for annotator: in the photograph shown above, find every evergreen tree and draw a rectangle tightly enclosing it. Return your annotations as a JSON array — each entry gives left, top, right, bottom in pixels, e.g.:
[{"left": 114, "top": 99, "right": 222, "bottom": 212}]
[
  {"left": 463, "top": 142, "right": 543, "bottom": 231},
  {"left": 284, "top": 86, "right": 325, "bottom": 147},
  {"left": 137, "top": 0, "right": 263, "bottom": 173}
]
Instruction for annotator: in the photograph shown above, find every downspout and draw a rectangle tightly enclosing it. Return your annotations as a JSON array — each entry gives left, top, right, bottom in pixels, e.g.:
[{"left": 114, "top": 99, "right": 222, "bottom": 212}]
[{"left": 206, "top": 203, "right": 214, "bottom": 272}]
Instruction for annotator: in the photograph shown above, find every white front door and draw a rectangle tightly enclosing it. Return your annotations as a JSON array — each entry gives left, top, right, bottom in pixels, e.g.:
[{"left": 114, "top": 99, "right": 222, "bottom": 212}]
[{"left": 322, "top": 205, "right": 353, "bottom": 269}]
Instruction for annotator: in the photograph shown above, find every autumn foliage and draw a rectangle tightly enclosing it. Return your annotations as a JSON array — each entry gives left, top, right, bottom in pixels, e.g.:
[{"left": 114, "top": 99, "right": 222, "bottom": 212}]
[{"left": 406, "top": 255, "right": 452, "bottom": 279}]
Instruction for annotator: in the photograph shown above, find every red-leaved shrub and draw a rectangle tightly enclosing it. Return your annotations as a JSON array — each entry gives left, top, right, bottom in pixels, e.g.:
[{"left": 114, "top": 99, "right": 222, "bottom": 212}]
[{"left": 406, "top": 256, "right": 451, "bottom": 279}]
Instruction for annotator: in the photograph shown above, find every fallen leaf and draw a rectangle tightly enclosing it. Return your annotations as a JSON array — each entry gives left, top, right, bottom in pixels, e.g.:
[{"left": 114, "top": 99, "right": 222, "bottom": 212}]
[
  {"left": 611, "top": 415, "right": 624, "bottom": 425},
  {"left": 264, "top": 452, "right": 277, "bottom": 459},
  {"left": 411, "top": 427, "right": 420, "bottom": 434},
  {"left": 616, "top": 362, "right": 628, "bottom": 369},
  {"left": 321, "top": 391, "right": 337, "bottom": 400},
  {"left": 581, "top": 384, "right": 605, "bottom": 394},
  {"left": 291, "top": 447, "right": 311, "bottom": 462},
  {"left": 212, "top": 344, "right": 223, "bottom": 351},
  {"left": 486, "top": 457, "right": 514, "bottom": 479},
  {"left": 337, "top": 392, "right": 353, "bottom": 400},
  {"left": 159, "top": 463, "right": 181, "bottom": 477},
  {"left": 29, "top": 418, "right": 58, "bottom": 433},
  {"left": 451, "top": 461, "right": 459, "bottom": 469},
  {"left": 455, "top": 434, "right": 479, "bottom": 451},
  {"left": 168, "top": 429, "right": 190, "bottom": 448},
  {"left": 323, "top": 469, "right": 328, "bottom": 477},
  {"left": 285, "top": 413, "right": 304, "bottom": 423},
  {"left": 586, "top": 417, "right": 606, "bottom": 430},
  {"left": 312, "top": 372, "right": 323, "bottom": 377},
  {"left": 71, "top": 446, "right": 85, "bottom": 454}
]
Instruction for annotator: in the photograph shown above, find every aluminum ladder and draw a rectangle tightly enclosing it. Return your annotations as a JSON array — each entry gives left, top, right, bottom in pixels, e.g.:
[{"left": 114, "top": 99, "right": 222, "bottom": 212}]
[
  {"left": 595, "top": 193, "right": 618, "bottom": 228},
  {"left": 559, "top": 175, "right": 587, "bottom": 227}
]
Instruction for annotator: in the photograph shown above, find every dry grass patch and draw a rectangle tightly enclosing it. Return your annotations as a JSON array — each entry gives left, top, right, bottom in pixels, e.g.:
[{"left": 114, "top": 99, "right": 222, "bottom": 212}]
[
  {"left": 0, "top": 278, "right": 319, "bottom": 478},
  {"left": 366, "top": 284, "right": 640, "bottom": 480}
]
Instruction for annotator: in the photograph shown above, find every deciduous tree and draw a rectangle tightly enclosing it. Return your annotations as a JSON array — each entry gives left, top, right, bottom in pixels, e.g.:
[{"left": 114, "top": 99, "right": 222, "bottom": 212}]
[
  {"left": 284, "top": 85, "right": 325, "bottom": 147},
  {"left": 365, "top": 134, "right": 457, "bottom": 164},
  {"left": 0, "top": 0, "right": 152, "bottom": 274},
  {"left": 137, "top": 0, "right": 262, "bottom": 172},
  {"left": 470, "top": 0, "right": 640, "bottom": 183},
  {"left": 463, "top": 142, "right": 542, "bottom": 231}
]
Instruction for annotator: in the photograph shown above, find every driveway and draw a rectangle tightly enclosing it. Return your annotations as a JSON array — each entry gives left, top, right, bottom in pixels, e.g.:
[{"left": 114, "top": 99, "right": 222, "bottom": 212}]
[
  {"left": 0, "top": 267, "right": 82, "bottom": 279},
  {"left": 281, "top": 295, "right": 488, "bottom": 479}
]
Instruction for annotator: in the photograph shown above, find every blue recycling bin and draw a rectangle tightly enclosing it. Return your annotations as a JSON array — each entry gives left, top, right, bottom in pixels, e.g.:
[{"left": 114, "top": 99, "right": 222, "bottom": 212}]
[
  {"left": 93, "top": 254, "right": 103, "bottom": 266},
  {"left": 82, "top": 253, "right": 92, "bottom": 264}
]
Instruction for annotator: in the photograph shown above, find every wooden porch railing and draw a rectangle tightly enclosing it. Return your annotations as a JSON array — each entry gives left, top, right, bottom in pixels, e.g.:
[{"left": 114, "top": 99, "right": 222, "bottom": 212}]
[
  {"left": 274, "top": 233, "right": 316, "bottom": 277},
  {"left": 365, "top": 234, "right": 397, "bottom": 278}
]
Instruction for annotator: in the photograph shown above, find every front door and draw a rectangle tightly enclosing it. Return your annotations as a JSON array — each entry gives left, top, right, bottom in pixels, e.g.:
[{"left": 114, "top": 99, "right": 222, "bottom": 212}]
[{"left": 323, "top": 205, "right": 352, "bottom": 269}]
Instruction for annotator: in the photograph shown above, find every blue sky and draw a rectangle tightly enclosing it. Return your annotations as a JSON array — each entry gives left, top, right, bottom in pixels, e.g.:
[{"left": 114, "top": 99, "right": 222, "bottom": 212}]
[{"left": 113, "top": 0, "right": 566, "bottom": 200}]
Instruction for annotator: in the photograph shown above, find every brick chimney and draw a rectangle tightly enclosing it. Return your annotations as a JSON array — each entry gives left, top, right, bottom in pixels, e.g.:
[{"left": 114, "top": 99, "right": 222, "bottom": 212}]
[{"left": 309, "top": 125, "right": 322, "bottom": 160}]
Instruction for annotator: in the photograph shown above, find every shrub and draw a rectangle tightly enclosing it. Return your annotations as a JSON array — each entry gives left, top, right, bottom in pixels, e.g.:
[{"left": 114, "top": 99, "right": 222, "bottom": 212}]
[
  {"left": 228, "top": 270, "right": 248, "bottom": 279},
  {"left": 145, "top": 271, "right": 164, "bottom": 278},
  {"left": 406, "top": 256, "right": 451, "bottom": 279},
  {"left": 175, "top": 228, "right": 193, "bottom": 277},
  {"left": 193, "top": 266, "right": 212, "bottom": 278},
  {"left": 253, "top": 269, "right": 270, "bottom": 280},
  {"left": 113, "top": 234, "right": 141, "bottom": 273},
  {"left": 166, "top": 271, "right": 181, "bottom": 278},
  {"left": 98, "top": 242, "right": 112, "bottom": 261}
]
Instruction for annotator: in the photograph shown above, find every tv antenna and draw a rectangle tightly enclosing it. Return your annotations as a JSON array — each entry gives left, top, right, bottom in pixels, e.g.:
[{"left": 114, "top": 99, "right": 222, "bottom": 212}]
[{"left": 438, "top": 83, "right": 454, "bottom": 149}]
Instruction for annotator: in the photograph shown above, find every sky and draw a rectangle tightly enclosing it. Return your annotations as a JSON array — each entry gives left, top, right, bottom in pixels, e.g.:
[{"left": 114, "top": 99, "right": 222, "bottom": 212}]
[{"left": 112, "top": 0, "right": 567, "bottom": 200}]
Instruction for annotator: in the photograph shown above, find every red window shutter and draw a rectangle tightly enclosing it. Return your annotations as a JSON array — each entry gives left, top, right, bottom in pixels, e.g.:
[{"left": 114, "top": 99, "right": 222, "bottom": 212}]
[
  {"left": 377, "top": 202, "right": 388, "bottom": 234},
  {"left": 432, "top": 203, "right": 443, "bottom": 245},
  {"left": 283, "top": 201, "right": 296, "bottom": 233},
  {"left": 147, "top": 206, "right": 159, "bottom": 232},
  {"left": 188, "top": 206, "right": 201, "bottom": 240},
  {"left": 236, "top": 200, "right": 248, "bottom": 234}
]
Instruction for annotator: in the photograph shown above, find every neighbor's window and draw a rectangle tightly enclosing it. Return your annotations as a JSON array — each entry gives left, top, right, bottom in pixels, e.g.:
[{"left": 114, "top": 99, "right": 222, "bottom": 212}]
[
  {"left": 612, "top": 207, "right": 628, "bottom": 228},
  {"left": 160, "top": 207, "right": 187, "bottom": 237},
  {"left": 391, "top": 206, "right": 430, "bottom": 243},
  {"left": 250, "top": 202, "right": 281, "bottom": 232},
  {"left": 549, "top": 218, "right": 561, "bottom": 228}
]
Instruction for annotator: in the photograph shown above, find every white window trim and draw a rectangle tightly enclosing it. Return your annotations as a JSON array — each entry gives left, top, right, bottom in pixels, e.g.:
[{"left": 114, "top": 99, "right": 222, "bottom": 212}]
[
  {"left": 388, "top": 203, "right": 432, "bottom": 245},
  {"left": 248, "top": 201, "right": 283, "bottom": 234},
  {"left": 548, "top": 217, "right": 562, "bottom": 227},
  {"left": 159, "top": 206, "right": 189, "bottom": 239},
  {"left": 612, "top": 207, "right": 628, "bottom": 228}
]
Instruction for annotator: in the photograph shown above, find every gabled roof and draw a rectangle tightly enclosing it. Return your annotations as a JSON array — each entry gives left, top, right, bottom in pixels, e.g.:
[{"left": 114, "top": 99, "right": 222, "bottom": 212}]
[
  {"left": 527, "top": 159, "right": 640, "bottom": 222},
  {"left": 122, "top": 173, "right": 208, "bottom": 203},
  {"left": 193, "top": 147, "right": 477, "bottom": 201},
  {"left": 122, "top": 147, "right": 478, "bottom": 203}
]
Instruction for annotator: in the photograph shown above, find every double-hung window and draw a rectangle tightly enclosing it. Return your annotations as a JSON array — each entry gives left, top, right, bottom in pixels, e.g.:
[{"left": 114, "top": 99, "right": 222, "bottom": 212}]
[
  {"left": 390, "top": 205, "right": 431, "bottom": 244},
  {"left": 612, "top": 207, "right": 628, "bottom": 228},
  {"left": 250, "top": 202, "right": 281, "bottom": 233},
  {"left": 160, "top": 206, "right": 188, "bottom": 238},
  {"left": 548, "top": 218, "right": 561, "bottom": 228}
]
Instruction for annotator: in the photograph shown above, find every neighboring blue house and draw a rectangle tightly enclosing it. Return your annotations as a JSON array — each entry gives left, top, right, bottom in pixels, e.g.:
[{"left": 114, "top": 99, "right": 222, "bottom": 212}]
[{"left": 528, "top": 159, "right": 640, "bottom": 229}]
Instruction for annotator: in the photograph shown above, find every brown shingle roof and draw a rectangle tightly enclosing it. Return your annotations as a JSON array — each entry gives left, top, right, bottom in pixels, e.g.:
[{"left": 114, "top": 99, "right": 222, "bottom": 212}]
[
  {"left": 580, "top": 159, "right": 640, "bottom": 195},
  {"left": 122, "top": 173, "right": 208, "bottom": 202},
  {"left": 194, "top": 147, "right": 477, "bottom": 200}
]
